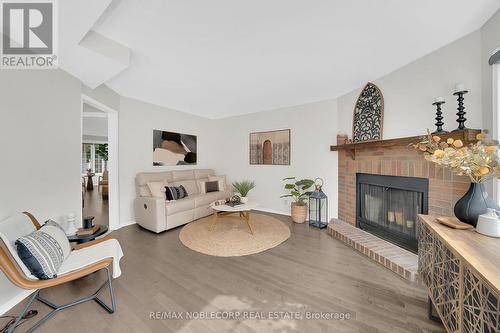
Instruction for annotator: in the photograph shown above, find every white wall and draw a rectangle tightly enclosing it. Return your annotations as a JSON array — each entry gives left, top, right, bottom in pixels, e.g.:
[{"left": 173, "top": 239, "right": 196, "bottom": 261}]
[
  {"left": 118, "top": 97, "right": 219, "bottom": 225},
  {"left": 82, "top": 84, "right": 120, "bottom": 111},
  {"left": 216, "top": 100, "right": 338, "bottom": 218},
  {"left": 480, "top": 10, "right": 500, "bottom": 195},
  {"left": 337, "top": 31, "right": 483, "bottom": 138},
  {"left": 0, "top": 69, "right": 82, "bottom": 314},
  {"left": 82, "top": 116, "right": 108, "bottom": 140},
  {"left": 481, "top": 10, "right": 500, "bottom": 134},
  {"left": 0, "top": 70, "right": 82, "bottom": 226},
  {"left": 82, "top": 117, "right": 108, "bottom": 139}
]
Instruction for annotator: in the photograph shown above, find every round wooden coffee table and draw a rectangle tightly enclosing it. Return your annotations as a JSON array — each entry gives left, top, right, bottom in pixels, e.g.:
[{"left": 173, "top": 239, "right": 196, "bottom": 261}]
[
  {"left": 210, "top": 203, "right": 258, "bottom": 235},
  {"left": 67, "top": 225, "right": 108, "bottom": 244}
]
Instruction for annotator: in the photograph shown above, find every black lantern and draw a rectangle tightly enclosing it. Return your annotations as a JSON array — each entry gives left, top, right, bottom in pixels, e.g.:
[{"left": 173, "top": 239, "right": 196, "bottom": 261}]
[{"left": 309, "top": 178, "right": 328, "bottom": 229}]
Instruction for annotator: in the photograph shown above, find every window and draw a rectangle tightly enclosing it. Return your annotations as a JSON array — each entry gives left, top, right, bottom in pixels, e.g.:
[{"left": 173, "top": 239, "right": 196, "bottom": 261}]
[
  {"left": 494, "top": 64, "right": 500, "bottom": 203},
  {"left": 82, "top": 143, "right": 108, "bottom": 174}
]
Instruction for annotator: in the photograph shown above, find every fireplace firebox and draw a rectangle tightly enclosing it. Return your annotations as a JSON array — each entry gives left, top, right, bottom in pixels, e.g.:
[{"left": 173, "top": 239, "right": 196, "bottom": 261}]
[{"left": 356, "top": 173, "right": 428, "bottom": 253}]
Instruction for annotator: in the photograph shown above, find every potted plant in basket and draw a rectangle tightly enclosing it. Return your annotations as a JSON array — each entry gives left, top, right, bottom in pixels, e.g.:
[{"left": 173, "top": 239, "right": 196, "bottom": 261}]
[
  {"left": 232, "top": 181, "right": 255, "bottom": 203},
  {"left": 413, "top": 131, "right": 500, "bottom": 227},
  {"left": 280, "top": 177, "right": 314, "bottom": 223}
]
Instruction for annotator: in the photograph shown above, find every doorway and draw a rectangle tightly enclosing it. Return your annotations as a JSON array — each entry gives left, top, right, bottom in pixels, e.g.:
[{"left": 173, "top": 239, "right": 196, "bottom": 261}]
[
  {"left": 263, "top": 140, "right": 273, "bottom": 164},
  {"left": 81, "top": 95, "right": 119, "bottom": 230}
]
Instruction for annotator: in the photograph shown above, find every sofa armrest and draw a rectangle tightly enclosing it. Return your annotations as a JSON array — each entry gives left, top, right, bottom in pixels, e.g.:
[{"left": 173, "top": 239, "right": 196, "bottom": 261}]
[{"left": 134, "top": 197, "right": 166, "bottom": 233}]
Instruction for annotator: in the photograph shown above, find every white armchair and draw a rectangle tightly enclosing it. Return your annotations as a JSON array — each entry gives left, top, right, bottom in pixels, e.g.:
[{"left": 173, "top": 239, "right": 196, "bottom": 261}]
[{"left": 0, "top": 212, "right": 124, "bottom": 332}]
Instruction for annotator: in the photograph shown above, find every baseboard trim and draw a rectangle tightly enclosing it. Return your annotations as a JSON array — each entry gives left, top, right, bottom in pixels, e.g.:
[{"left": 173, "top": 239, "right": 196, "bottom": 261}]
[
  {"left": 0, "top": 290, "right": 34, "bottom": 316},
  {"left": 255, "top": 208, "right": 291, "bottom": 216},
  {"left": 119, "top": 220, "right": 137, "bottom": 229}
]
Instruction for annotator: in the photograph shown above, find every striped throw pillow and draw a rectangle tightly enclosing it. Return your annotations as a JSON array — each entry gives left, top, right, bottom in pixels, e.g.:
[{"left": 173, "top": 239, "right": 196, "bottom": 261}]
[
  {"left": 15, "top": 225, "right": 71, "bottom": 280},
  {"left": 164, "top": 185, "right": 188, "bottom": 201}
]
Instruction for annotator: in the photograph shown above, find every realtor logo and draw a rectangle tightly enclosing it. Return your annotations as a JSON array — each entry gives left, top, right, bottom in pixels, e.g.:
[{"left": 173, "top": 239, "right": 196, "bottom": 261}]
[{"left": 1, "top": 0, "right": 58, "bottom": 69}]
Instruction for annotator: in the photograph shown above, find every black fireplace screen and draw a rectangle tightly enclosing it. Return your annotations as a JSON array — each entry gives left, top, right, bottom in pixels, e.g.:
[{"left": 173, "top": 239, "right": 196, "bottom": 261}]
[{"left": 356, "top": 173, "right": 428, "bottom": 253}]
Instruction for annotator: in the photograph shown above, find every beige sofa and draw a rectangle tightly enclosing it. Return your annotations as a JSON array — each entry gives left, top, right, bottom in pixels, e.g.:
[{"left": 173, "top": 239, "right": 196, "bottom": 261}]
[{"left": 134, "top": 169, "right": 231, "bottom": 233}]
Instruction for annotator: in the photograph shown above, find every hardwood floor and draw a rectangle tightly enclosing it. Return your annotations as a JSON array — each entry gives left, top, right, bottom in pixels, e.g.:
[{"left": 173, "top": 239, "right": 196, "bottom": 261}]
[
  {"left": 82, "top": 188, "right": 108, "bottom": 227},
  {"left": 4, "top": 213, "right": 444, "bottom": 333}
]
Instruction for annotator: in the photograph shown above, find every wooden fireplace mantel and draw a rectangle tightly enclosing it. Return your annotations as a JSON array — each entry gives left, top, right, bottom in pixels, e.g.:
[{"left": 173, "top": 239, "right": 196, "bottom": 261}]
[{"left": 330, "top": 129, "right": 481, "bottom": 160}]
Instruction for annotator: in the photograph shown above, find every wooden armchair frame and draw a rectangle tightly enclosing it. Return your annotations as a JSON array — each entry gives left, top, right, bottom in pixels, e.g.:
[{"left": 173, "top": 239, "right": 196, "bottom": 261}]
[{"left": 0, "top": 212, "right": 116, "bottom": 333}]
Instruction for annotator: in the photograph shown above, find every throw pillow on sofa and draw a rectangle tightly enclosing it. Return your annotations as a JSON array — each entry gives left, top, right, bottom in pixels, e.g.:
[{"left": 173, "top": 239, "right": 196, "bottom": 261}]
[
  {"left": 208, "top": 175, "right": 226, "bottom": 191},
  {"left": 15, "top": 225, "right": 71, "bottom": 279},
  {"left": 198, "top": 180, "right": 220, "bottom": 194},
  {"left": 198, "top": 180, "right": 207, "bottom": 194},
  {"left": 165, "top": 185, "right": 188, "bottom": 201},
  {"left": 147, "top": 181, "right": 168, "bottom": 198},
  {"left": 205, "top": 181, "right": 219, "bottom": 193}
]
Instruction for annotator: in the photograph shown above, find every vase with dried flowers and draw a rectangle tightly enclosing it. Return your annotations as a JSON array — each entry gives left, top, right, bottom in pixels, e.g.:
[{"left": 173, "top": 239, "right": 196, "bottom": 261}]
[{"left": 413, "top": 131, "right": 500, "bottom": 226}]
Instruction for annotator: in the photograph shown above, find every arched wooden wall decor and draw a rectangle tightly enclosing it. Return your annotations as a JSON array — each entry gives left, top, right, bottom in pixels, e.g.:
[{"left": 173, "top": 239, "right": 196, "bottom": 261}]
[
  {"left": 352, "top": 82, "right": 384, "bottom": 142},
  {"left": 263, "top": 140, "right": 273, "bottom": 164}
]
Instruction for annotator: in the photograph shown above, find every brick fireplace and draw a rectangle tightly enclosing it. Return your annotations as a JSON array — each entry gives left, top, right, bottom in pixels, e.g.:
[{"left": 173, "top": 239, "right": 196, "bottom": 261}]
[
  {"left": 334, "top": 130, "right": 479, "bottom": 227},
  {"left": 327, "top": 129, "right": 479, "bottom": 281}
]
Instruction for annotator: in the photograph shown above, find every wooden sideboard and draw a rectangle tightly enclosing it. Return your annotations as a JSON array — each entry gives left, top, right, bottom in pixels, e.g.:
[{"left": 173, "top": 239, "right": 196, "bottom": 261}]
[{"left": 417, "top": 215, "right": 500, "bottom": 333}]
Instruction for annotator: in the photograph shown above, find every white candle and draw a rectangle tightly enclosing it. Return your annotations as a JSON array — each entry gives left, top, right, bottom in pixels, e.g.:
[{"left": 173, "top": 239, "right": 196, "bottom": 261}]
[
  {"left": 388, "top": 211, "right": 395, "bottom": 223},
  {"left": 454, "top": 83, "right": 466, "bottom": 93},
  {"left": 434, "top": 97, "right": 445, "bottom": 104}
]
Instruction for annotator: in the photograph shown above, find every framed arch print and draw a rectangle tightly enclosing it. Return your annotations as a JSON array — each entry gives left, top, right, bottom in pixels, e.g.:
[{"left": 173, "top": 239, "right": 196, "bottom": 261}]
[
  {"left": 249, "top": 129, "right": 290, "bottom": 165},
  {"left": 352, "top": 82, "right": 384, "bottom": 142}
]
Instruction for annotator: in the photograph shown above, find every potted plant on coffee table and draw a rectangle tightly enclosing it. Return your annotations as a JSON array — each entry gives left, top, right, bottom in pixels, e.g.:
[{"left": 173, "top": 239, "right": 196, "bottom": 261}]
[
  {"left": 232, "top": 180, "right": 256, "bottom": 203},
  {"left": 281, "top": 177, "right": 314, "bottom": 223}
]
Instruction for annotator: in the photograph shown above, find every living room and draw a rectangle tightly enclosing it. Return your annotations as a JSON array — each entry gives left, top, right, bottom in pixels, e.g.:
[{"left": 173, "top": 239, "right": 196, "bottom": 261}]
[{"left": 0, "top": 1, "right": 499, "bottom": 332}]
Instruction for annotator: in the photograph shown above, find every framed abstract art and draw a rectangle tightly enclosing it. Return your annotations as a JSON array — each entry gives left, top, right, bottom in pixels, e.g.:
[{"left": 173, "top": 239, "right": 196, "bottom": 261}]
[{"left": 153, "top": 130, "right": 197, "bottom": 166}]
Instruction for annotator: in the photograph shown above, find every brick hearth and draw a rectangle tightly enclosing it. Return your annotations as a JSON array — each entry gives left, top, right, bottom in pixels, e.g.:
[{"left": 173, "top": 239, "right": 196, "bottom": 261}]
[
  {"left": 336, "top": 133, "right": 475, "bottom": 226},
  {"left": 327, "top": 219, "right": 418, "bottom": 282}
]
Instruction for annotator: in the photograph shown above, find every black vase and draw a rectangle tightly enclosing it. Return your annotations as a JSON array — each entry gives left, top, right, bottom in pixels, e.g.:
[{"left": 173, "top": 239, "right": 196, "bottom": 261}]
[{"left": 454, "top": 183, "right": 499, "bottom": 227}]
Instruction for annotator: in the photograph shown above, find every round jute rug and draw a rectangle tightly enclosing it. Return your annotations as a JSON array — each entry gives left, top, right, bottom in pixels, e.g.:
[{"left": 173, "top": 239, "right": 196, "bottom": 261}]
[{"left": 179, "top": 213, "right": 291, "bottom": 257}]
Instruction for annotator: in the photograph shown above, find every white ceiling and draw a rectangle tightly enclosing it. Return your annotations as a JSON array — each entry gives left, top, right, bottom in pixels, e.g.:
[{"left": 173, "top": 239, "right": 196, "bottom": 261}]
[
  {"left": 63, "top": 1, "right": 500, "bottom": 119},
  {"left": 56, "top": 0, "right": 130, "bottom": 88}
]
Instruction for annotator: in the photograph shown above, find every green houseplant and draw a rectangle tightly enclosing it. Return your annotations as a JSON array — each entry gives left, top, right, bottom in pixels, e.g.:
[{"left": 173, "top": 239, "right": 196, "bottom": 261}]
[
  {"left": 280, "top": 177, "right": 314, "bottom": 223},
  {"left": 232, "top": 181, "right": 256, "bottom": 203},
  {"left": 95, "top": 144, "right": 108, "bottom": 172}
]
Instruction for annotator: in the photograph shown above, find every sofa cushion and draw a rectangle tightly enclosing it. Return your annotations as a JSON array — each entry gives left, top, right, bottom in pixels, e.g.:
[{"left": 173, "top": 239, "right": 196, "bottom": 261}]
[
  {"left": 191, "top": 193, "right": 219, "bottom": 208},
  {"left": 165, "top": 197, "right": 195, "bottom": 216},
  {"left": 194, "top": 169, "right": 214, "bottom": 179},
  {"left": 173, "top": 180, "right": 198, "bottom": 195},
  {"left": 136, "top": 171, "right": 173, "bottom": 185},
  {"left": 172, "top": 170, "right": 195, "bottom": 181},
  {"left": 191, "top": 192, "right": 231, "bottom": 208},
  {"left": 147, "top": 181, "right": 167, "bottom": 198}
]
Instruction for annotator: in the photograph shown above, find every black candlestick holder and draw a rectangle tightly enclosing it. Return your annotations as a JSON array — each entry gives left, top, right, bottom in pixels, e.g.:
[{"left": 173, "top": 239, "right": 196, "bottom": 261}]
[
  {"left": 432, "top": 101, "right": 447, "bottom": 134},
  {"left": 453, "top": 89, "right": 468, "bottom": 131}
]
